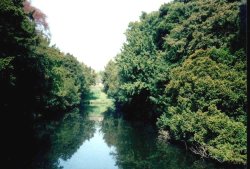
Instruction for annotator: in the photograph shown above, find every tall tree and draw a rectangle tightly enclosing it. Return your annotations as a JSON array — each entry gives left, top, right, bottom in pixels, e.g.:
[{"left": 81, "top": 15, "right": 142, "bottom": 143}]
[{"left": 103, "top": 0, "right": 247, "bottom": 164}]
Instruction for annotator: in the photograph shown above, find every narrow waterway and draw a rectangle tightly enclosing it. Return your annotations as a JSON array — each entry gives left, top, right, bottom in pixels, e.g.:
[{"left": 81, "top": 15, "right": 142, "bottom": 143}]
[
  {"left": 39, "top": 85, "right": 239, "bottom": 169},
  {"left": 8, "top": 85, "right": 243, "bottom": 169}
]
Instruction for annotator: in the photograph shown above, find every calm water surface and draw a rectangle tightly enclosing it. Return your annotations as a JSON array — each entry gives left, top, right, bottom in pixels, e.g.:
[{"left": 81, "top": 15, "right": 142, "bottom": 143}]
[
  {"left": 29, "top": 106, "right": 240, "bottom": 169},
  {"left": 5, "top": 86, "right": 244, "bottom": 169},
  {"left": 59, "top": 124, "right": 117, "bottom": 169},
  {"left": 6, "top": 106, "right": 244, "bottom": 169}
]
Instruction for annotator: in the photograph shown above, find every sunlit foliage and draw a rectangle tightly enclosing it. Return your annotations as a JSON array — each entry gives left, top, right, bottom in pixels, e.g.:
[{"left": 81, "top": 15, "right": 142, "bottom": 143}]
[{"left": 103, "top": 0, "right": 246, "bottom": 164}]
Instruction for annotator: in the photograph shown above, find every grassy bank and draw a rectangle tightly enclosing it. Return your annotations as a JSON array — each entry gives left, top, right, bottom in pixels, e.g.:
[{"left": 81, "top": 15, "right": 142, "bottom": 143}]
[{"left": 83, "top": 84, "right": 114, "bottom": 116}]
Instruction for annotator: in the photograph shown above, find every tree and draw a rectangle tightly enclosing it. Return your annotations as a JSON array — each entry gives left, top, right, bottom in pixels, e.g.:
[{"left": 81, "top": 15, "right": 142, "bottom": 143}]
[
  {"left": 157, "top": 48, "right": 246, "bottom": 164},
  {"left": 103, "top": 0, "right": 247, "bottom": 164}
]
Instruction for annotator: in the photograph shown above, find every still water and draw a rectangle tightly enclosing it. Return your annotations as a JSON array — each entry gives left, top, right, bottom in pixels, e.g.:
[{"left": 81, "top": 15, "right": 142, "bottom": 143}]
[
  {"left": 5, "top": 86, "right": 243, "bottom": 169},
  {"left": 27, "top": 106, "right": 239, "bottom": 169},
  {"left": 59, "top": 123, "right": 117, "bottom": 169},
  {"left": 6, "top": 106, "right": 243, "bottom": 169}
]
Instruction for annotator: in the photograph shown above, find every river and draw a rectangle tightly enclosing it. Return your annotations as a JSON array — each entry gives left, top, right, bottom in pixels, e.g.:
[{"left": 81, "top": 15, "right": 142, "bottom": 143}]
[{"left": 5, "top": 86, "right": 243, "bottom": 169}]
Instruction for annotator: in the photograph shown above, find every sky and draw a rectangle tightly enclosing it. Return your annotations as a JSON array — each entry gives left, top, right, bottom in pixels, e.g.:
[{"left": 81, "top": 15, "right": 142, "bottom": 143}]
[{"left": 31, "top": 0, "right": 172, "bottom": 71}]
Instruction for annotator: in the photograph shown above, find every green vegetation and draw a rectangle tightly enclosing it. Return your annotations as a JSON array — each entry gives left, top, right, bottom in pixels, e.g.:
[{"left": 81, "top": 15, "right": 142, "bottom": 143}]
[
  {"left": 103, "top": 0, "right": 246, "bottom": 165},
  {"left": 1, "top": 0, "right": 247, "bottom": 167},
  {"left": 1, "top": 1, "right": 96, "bottom": 166},
  {"left": 83, "top": 85, "right": 114, "bottom": 116},
  {"left": 101, "top": 113, "right": 235, "bottom": 169},
  {"left": 0, "top": 0, "right": 96, "bottom": 117}
]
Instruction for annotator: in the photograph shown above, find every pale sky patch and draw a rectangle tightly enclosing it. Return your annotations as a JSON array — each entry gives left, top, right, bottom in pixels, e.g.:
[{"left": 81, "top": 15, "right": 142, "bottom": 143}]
[{"left": 31, "top": 0, "right": 172, "bottom": 71}]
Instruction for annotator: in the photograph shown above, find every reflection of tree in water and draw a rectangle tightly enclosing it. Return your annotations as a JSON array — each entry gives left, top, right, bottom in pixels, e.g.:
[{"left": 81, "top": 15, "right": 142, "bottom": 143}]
[
  {"left": 101, "top": 111, "right": 158, "bottom": 169},
  {"left": 30, "top": 108, "right": 96, "bottom": 169},
  {"left": 101, "top": 110, "right": 235, "bottom": 169}
]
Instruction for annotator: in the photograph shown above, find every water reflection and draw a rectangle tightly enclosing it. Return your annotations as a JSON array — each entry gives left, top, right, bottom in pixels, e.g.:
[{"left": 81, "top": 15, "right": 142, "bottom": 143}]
[
  {"left": 4, "top": 104, "right": 244, "bottom": 169},
  {"left": 100, "top": 111, "right": 243, "bottom": 169},
  {"left": 31, "top": 107, "right": 244, "bottom": 169},
  {"left": 59, "top": 124, "right": 117, "bottom": 169},
  {"left": 30, "top": 108, "right": 96, "bottom": 169}
]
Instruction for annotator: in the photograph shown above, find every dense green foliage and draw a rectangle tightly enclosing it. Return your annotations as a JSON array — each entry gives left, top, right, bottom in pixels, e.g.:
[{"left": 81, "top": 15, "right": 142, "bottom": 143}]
[
  {"left": 0, "top": 0, "right": 96, "bottom": 116},
  {"left": 101, "top": 113, "right": 240, "bottom": 169},
  {"left": 103, "top": 0, "right": 246, "bottom": 165},
  {"left": 1, "top": 1, "right": 96, "bottom": 167},
  {"left": 102, "top": 60, "right": 120, "bottom": 98},
  {"left": 34, "top": 39, "right": 96, "bottom": 113}
]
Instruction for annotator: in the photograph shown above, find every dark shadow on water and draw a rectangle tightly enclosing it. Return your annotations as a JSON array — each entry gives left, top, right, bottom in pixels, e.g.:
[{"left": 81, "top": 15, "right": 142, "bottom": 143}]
[{"left": 3, "top": 107, "right": 96, "bottom": 169}]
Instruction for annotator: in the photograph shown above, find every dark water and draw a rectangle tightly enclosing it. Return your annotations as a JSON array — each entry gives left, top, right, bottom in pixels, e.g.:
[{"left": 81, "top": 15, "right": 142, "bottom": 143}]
[{"left": 4, "top": 106, "right": 244, "bottom": 169}]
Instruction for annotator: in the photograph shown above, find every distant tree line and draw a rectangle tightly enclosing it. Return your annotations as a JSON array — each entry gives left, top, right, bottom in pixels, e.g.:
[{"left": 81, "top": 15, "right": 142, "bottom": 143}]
[{"left": 102, "top": 0, "right": 246, "bottom": 165}]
